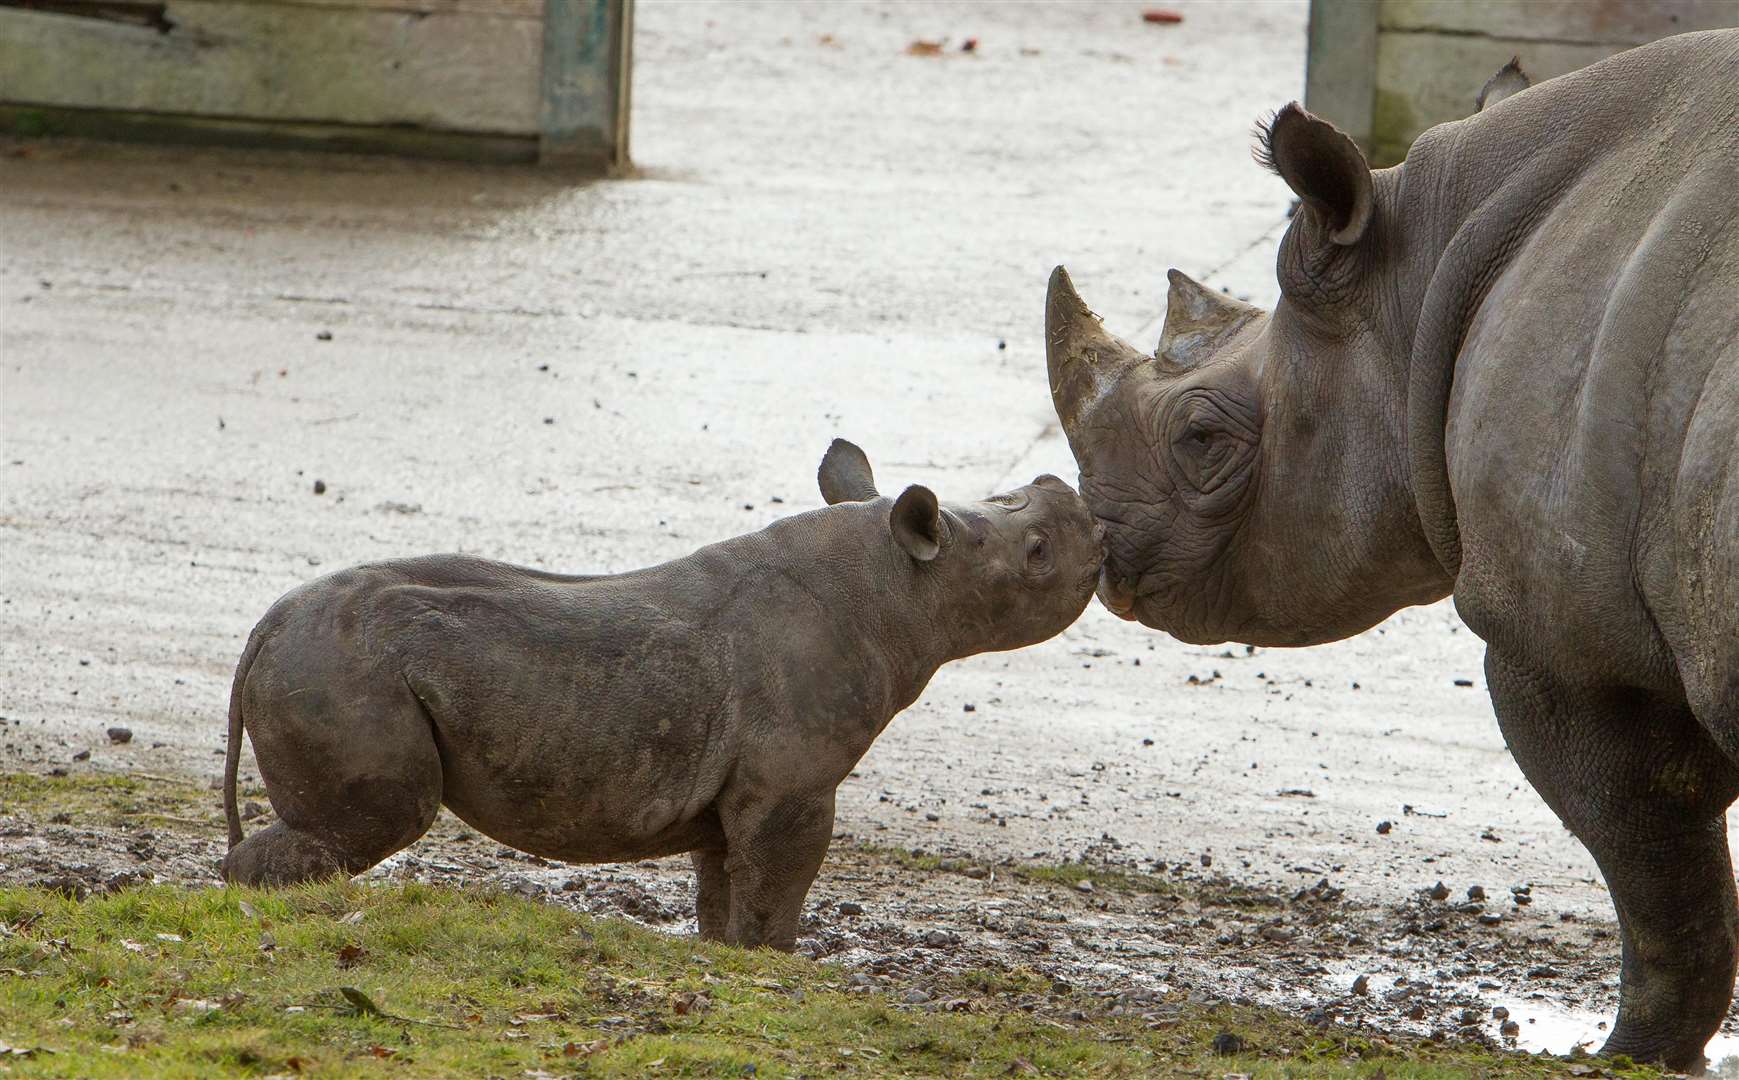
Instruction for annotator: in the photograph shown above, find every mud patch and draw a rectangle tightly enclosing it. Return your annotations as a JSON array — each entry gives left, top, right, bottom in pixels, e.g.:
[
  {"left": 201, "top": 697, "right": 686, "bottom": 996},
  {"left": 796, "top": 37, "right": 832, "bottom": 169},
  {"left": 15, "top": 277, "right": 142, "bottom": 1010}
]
[{"left": 2, "top": 774, "right": 1703, "bottom": 1064}]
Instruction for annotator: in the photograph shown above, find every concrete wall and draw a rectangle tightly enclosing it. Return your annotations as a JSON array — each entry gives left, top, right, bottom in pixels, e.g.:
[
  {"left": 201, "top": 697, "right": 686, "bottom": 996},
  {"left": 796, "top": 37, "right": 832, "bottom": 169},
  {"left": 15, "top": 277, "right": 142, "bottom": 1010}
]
[
  {"left": 0, "top": 0, "right": 631, "bottom": 168},
  {"left": 1306, "top": 0, "right": 1738, "bottom": 164}
]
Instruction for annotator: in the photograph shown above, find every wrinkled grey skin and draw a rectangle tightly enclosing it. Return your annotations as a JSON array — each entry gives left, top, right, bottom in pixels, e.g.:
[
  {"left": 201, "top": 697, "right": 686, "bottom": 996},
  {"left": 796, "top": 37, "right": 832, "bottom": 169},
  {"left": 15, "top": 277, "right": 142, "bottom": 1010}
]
[
  {"left": 1049, "top": 32, "right": 1739, "bottom": 1067},
  {"left": 221, "top": 440, "right": 1099, "bottom": 950}
]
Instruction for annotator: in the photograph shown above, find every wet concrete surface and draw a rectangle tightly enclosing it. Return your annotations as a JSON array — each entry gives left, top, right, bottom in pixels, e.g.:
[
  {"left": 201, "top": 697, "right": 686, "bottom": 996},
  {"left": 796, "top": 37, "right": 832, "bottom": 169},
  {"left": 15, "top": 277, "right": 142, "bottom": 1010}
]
[{"left": 2, "top": 0, "right": 1734, "bottom": 1057}]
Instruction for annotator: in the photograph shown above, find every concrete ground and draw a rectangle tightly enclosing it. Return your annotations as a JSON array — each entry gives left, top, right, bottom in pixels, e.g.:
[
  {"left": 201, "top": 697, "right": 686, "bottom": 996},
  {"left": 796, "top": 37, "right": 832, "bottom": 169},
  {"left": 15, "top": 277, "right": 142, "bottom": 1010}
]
[{"left": 1, "top": 0, "right": 1698, "bottom": 1046}]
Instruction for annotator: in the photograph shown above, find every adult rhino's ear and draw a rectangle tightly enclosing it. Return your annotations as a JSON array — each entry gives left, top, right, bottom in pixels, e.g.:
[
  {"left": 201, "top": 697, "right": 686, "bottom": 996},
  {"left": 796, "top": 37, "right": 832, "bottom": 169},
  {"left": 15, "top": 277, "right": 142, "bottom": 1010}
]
[
  {"left": 890, "top": 484, "right": 941, "bottom": 562},
  {"left": 1158, "top": 270, "right": 1262, "bottom": 369},
  {"left": 818, "top": 438, "right": 878, "bottom": 504},
  {"left": 1475, "top": 57, "right": 1530, "bottom": 112},
  {"left": 1256, "top": 103, "right": 1372, "bottom": 246}
]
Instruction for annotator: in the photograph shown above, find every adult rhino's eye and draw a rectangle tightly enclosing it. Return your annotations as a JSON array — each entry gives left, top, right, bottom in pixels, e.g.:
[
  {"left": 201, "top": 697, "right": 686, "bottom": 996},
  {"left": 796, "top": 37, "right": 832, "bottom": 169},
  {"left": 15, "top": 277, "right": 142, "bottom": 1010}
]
[
  {"left": 1177, "top": 422, "right": 1222, "bottom": 456},
  {"left": 1171, "top": 418, "right": 1241, "bottom": 491},
  {"left": 1164, "top": 390, "right": 1257, "bottom": 494}
]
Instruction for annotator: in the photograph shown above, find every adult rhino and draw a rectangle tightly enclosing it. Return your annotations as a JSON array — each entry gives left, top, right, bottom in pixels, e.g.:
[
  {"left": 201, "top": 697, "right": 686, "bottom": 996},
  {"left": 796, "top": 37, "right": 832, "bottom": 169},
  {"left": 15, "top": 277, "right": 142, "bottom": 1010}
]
[{"left": 1047, "top": 31, "right": 1738, "bottom": 1067}]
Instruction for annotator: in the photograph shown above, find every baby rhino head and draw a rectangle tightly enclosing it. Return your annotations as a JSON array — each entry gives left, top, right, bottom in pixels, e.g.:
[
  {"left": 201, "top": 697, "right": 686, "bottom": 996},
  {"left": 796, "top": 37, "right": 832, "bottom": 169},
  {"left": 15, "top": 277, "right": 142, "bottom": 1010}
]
[{"left": 817, "top": 439, "right": 1102, "bottom": 655}]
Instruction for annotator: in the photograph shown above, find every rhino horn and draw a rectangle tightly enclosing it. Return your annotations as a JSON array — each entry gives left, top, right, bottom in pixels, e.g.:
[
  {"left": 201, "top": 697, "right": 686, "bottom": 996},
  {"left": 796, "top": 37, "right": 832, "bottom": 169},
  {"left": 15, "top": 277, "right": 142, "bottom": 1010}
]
[
  {"left": 1156, "top": 270, "right": 1262, "bottom": 369},
  {"left": 1046, "top": 266, "right": 1149, "bottom": 443}
]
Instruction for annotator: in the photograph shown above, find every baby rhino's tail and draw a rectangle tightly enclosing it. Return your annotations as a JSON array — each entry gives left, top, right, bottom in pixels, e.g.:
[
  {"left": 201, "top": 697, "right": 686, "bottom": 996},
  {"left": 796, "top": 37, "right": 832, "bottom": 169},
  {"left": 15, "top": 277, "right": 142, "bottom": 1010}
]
[{"left": 224, "top": 627, "right": 270, "bottom": 850}]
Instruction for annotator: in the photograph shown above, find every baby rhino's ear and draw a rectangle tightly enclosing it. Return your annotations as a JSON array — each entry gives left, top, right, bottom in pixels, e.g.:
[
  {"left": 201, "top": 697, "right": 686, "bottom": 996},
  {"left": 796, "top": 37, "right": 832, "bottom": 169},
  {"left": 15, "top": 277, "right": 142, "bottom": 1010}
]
[
  {"left": 1476, "top": 57, "right": 1530, "bottom": 112},
  {"left": 890, "top": 485, "right": 941, "bottom": 562},
  {"left": 818, "top": 438, "right": 878, "bottom": 504}
]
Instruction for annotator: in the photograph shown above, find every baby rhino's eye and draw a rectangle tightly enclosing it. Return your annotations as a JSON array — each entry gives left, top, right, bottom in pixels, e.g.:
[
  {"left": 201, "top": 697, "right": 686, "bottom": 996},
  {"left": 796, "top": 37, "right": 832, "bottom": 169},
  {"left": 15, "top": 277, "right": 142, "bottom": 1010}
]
[{"left": 1026, "top": 534, "right": 1051, "bottom": 570}]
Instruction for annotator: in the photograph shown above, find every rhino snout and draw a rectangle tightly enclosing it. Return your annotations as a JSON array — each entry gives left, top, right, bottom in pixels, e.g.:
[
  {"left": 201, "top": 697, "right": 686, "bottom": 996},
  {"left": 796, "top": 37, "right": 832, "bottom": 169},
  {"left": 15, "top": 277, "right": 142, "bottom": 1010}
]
[{"left": 1097, "top": 567, "right": 1139, "bottom": 621}]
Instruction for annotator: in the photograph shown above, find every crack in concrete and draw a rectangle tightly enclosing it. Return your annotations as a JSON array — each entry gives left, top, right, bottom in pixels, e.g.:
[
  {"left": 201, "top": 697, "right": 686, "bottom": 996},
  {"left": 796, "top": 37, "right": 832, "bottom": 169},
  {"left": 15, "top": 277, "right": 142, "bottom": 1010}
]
[
  {"left": 1382, "top": 26, "right": 1633, "bottom": 50},
  {"left": 991, "top": 421, "right": 1059, "bottom": 493}
]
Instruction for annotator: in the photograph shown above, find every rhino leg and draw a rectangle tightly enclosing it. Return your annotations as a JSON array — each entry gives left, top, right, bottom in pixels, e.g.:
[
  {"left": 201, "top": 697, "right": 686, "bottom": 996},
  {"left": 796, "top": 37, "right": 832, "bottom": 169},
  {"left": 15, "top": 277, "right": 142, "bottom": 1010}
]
[
  {"left": 222, "top": 684, "right": 443, "bottom": 888},
  {"left": 1487, "top": 650, "right": 1739, "bottom": 1068},
  {"left": 717, "top": 789, "right": 836, "bottom": 951},
  {"left": 691, "top": 848, "right": 731, "bottom": 941}
]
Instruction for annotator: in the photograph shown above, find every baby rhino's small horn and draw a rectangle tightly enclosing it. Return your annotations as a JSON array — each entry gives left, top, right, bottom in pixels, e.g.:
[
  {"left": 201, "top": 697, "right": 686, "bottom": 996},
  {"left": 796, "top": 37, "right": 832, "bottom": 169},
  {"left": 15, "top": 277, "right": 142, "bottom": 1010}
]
[{"left": 1046, "top": 266, "right": 1149, "bottom": 449}]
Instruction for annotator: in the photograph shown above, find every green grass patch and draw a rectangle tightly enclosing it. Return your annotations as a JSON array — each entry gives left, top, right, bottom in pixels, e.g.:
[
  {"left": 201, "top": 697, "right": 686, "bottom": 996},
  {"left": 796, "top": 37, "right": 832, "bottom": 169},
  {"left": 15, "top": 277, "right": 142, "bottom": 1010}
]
[
  {"left": 1007, "top": 860, "right": 1175, "bottom": 897},
  {"left": 0, "top": 881, "right": 1660, "bottom": 1079},
  {"left": 854, "top": 843, "right": 1175, "bottom": 893},
  {"left": 0, "top": 771, "right": 223, "bottom": 831},
  {"left": 0, "top": 774, "right": 1657, "bottom": 1077},
  {"left": 851, "top": 843, "right": 1283, "bottom": 907},
  {"left": 849, "top": 843, "right": 952, "bottom": 874}
]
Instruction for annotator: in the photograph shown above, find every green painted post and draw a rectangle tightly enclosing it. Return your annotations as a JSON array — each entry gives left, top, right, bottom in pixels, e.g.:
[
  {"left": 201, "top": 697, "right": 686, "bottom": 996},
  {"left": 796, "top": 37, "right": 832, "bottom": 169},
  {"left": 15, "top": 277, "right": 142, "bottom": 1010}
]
[
  {"left": 1303, "top": 0, "right": 1379, "bottom": 156},
  {"left": 540, "top": 0, "right": 633, "bottom": 171}
]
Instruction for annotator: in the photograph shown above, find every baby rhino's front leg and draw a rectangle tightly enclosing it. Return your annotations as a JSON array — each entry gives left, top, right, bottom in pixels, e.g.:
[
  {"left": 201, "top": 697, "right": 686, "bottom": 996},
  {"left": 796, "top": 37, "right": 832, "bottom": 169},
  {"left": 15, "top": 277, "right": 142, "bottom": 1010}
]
[{"left": 710, "top": 788, "right": 837, "bottom": 950}]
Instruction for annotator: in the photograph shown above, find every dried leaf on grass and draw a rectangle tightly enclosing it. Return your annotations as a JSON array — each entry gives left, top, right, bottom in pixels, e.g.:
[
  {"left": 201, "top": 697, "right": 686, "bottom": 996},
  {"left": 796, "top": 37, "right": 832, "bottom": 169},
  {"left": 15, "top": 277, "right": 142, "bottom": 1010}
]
[{"left": 671, "top": 990, "right": 711, "bottom": 1016}]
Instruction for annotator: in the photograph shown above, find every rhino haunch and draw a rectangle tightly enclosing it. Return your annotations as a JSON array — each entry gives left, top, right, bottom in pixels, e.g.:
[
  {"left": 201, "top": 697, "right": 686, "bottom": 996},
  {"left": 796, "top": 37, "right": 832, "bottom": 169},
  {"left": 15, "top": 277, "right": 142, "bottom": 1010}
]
[
  {"left": 1049, "top": 31, "right": 1739, "bottom": 1066},
  {"left": 221, "top": 440, "right": 1100, "bottom": 950}
]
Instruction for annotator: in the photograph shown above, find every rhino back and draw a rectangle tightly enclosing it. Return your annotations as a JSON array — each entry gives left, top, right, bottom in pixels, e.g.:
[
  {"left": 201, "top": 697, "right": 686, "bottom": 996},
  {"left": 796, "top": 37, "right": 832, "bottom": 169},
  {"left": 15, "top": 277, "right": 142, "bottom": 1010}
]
[
  {"left": 1440, "top": 32, "right": 1739, "bottom": 690},
  {"left": 264, "top": 554, "right": 738, "bottom": 861},
  {"left": 627, "top": 508, "right": 943, "bottom": 784},
  {"left": 240, "top": 506, "right": 934, "bottom": 859}
]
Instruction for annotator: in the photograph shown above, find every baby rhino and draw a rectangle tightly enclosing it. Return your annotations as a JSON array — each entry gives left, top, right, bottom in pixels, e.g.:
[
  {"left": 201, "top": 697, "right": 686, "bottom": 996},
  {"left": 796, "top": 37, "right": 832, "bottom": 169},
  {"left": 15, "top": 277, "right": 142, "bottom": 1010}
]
[{"left": 221, "top": 439, "right": 1101, "bottom": 949}]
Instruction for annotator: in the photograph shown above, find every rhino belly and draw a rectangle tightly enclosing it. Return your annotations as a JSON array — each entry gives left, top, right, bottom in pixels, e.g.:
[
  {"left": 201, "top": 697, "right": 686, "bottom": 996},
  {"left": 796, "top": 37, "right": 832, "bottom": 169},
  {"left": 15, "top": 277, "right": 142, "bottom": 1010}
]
[{"left": 394, "top": 586, "right": 736, "bottom": 862}]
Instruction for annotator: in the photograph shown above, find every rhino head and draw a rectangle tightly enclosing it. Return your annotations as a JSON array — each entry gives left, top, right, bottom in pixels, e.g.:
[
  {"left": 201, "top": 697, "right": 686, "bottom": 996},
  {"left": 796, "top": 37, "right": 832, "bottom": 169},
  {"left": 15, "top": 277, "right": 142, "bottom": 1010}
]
[
  {"left": 1047, "top": 104, "right": 1454, "bottom": 647},
  {"left": 817, "top": 438, "right": 1104, "bottom": 656}
]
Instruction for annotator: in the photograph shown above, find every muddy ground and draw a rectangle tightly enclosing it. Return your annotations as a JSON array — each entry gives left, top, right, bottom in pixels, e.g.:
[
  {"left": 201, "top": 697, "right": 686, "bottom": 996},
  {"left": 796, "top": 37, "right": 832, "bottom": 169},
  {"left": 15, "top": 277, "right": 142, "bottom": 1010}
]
[
  {"left": 3, "top": 0, "right": 1737, "bottom": 1067},
  {"left": 0, "top": 794, "right": 1636, "bottom": 1060}
]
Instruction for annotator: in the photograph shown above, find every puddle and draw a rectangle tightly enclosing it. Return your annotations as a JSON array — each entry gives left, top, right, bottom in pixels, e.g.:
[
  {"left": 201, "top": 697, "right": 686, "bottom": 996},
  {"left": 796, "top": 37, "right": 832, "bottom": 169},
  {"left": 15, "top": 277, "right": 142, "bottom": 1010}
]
[
  {"left": 1319, "top": 963, "right": 1739, "bottom": 1072},
  {"left": 1490, "top": 995, "right": 1739, "bottom": 1073},
  {"left": 1487, "top": 995, "right": 1610, "bottom": 1055}
]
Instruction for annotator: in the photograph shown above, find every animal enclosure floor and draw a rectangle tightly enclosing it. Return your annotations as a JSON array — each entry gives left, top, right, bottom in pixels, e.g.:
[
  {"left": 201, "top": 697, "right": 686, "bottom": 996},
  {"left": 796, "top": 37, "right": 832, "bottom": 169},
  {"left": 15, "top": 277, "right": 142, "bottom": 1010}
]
[
  {"left": 0, "top": 775, "right": 1652, "bottom": 1062},
  {"left": 3, "top": 0, "right": 1735, "bottom": 1059}
]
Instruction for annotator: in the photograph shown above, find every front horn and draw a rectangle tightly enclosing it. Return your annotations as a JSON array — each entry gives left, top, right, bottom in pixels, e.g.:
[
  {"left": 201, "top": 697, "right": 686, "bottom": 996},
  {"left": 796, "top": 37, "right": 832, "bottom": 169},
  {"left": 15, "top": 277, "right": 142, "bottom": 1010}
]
[{"left": 1046, "top": 266, "right": 1150, "bottom": 453}]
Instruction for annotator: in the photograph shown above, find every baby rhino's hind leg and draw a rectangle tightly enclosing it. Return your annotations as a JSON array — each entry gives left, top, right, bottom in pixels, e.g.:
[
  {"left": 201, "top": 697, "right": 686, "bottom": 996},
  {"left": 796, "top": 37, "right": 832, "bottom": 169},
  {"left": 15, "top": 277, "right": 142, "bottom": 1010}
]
[
  {"left": 223, "top": 820, "right": 377, "bottom": 885},
  {"left": 223, "top": 686, "right": 443, "bottom": 887},
  {"left": 691, "top": 848, "right": 731, "bottom": 941}
]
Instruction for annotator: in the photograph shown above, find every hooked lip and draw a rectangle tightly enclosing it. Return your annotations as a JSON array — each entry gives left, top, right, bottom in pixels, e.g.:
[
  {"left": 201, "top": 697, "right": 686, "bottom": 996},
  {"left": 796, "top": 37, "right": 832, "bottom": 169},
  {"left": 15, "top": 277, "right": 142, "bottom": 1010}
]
[
  {"left": 1096, "top": 566, "right": 1139, "bottom": 621},
  {"left": 1089, "top": 521, "right": 1138, "bottom": 619}
]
